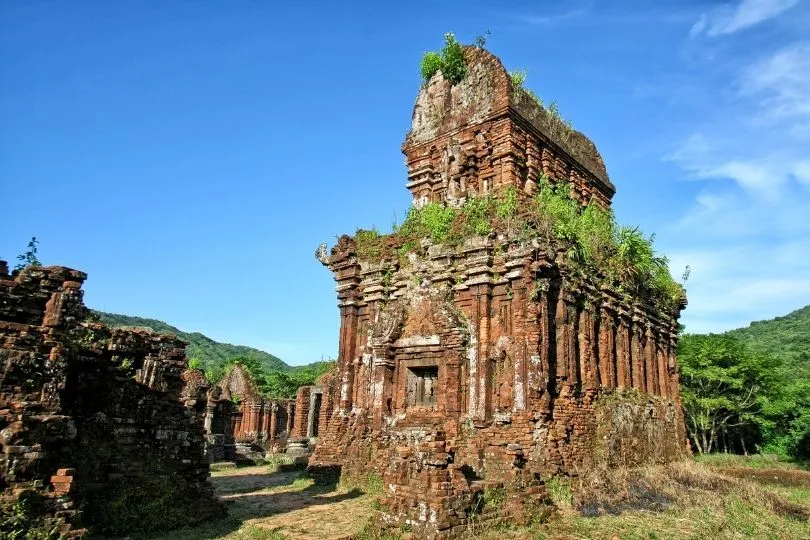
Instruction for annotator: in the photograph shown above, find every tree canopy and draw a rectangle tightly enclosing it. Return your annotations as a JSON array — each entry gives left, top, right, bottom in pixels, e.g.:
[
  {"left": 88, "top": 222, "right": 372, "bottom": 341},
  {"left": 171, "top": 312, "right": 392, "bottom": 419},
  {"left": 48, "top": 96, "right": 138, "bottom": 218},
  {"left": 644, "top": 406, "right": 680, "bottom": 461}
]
[
  {"left": 679, "top": 306, "right": 810, "bottom": 459},
  {"left": 213, "top": 357, "right": 334, "bottom": 400}
]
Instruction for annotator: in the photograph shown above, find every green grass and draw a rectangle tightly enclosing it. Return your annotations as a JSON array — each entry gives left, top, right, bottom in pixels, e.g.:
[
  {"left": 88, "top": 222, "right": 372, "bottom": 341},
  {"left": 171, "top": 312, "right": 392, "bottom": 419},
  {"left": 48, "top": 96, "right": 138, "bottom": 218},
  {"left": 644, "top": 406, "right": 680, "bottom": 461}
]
[
  {"left": 695, "top": 452, "right": 809, "bottom": 470},
  {"left": 770, "top": 485, "right": 810, "bottom": 507},
  {"left": 137, "top": 517, "right": 287, "bottom": 540},
  {"left": 290, "top": 473, "right": 314, "bottom": 489},
  {"left": 545, "top": 476, "right": 573, "bottom": 509}
]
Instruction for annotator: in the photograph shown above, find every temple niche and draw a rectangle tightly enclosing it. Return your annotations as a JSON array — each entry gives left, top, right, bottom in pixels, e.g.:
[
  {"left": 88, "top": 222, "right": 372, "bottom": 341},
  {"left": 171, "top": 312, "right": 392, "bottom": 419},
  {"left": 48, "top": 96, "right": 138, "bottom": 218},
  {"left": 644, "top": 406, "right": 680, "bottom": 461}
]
[{"left": 310, "top": 45, "right": 687, "bottom": 538}]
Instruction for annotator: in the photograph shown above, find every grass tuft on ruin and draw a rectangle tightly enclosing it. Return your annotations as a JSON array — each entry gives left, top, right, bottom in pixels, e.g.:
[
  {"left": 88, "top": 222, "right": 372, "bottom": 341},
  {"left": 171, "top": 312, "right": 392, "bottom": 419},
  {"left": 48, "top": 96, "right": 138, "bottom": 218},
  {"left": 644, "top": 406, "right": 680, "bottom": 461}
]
[
  {"left": 419, "top": 32, "right": 467, "bottom": 84},
  {"left": 352, "top": 180, "right": 684, "bottom": 314}
]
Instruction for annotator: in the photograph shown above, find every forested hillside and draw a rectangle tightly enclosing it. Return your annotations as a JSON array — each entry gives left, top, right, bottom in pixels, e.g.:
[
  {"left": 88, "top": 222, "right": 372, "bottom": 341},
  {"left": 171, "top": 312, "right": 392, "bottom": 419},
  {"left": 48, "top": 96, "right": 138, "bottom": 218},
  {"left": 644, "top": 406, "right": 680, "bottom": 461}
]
[
  {"left": 93, "top": 310, "right": 335, "bottom": 398},
  {"left": 727, "top": 304, "right": 810, "bottom": 375},
  {"left": 93, "top": 310, "right": 290, "bottom": 372},
  {"left": 679, "top": 303, "right": 810, "bottom": 459}
]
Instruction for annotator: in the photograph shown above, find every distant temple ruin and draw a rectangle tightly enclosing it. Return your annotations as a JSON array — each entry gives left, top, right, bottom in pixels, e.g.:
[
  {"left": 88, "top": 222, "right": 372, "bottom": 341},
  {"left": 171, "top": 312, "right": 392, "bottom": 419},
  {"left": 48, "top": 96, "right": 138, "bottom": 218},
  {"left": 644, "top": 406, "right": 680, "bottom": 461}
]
[{"left": 311, "top": 46, "right": 687, "bottom": 538}]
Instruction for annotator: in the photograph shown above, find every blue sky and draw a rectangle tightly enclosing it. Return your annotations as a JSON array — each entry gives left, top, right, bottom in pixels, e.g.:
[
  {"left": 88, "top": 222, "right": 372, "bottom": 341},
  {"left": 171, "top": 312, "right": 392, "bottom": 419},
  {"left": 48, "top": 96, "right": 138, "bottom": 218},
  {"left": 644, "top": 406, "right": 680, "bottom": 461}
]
[{"left": 2, "top": 0, "right": 809, "bottom": 365}]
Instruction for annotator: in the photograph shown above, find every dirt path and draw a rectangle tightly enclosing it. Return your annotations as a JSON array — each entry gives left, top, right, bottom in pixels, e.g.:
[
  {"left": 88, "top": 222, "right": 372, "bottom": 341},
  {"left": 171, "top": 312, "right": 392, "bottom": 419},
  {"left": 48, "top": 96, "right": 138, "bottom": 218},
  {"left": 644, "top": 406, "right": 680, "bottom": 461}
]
[
  {"left": 147, "top": 465, "right": 376, "bottom": 540},
  {"left": 218, "top": 466, "right": 374, "bottom": 539}
]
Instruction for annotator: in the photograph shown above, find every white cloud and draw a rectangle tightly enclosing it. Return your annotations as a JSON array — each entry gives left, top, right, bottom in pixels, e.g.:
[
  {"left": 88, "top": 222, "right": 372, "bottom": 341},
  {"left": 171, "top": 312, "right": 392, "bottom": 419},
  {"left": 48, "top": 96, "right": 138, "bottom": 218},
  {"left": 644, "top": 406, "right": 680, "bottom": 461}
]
[
  {"left": 667, "top": 135, "right": 788, "bottom": 199},
  {"left": 672, "top": 243, "right": 810, "bottom": 333},
  {"left": 740, "top": 42, "right": 810, "bottom": 121},
  {"left": 663, "top": 134, "right": 810, "bottom": 333},
  {"left": 691, "top": 0, "right": 800, "bottom": 37},
  {"left": 677, "top": 186, "right": 810, "bottom": 237},
  {"left": 663, "top": 36, "right": 810, "bottom": 334},
  {"left": 668, "top": 42, "right": 810, "bottom": 199}
]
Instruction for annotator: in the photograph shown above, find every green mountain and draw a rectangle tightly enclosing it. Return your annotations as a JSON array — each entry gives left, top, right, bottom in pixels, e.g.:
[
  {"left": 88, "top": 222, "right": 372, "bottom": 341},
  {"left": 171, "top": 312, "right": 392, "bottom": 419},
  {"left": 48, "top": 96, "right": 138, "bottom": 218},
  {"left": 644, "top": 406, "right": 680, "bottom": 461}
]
[
  {"left": 93, "top": 310, "right": 290, "bottom": 373},
  {"left": 725, "top": 304, "right": 810, "bottom": 375}
]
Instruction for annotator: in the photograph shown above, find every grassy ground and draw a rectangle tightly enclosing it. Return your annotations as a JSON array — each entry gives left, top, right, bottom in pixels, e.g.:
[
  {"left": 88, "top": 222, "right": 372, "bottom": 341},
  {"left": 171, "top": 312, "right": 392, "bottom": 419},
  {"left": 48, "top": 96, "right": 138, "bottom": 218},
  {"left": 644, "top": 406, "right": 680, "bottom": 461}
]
[
  {"left": 141, "top": 455, "right": 809, "bottom": 540},
  {"left": 481, "top": 456, "right": 810, "bottom": 540}
]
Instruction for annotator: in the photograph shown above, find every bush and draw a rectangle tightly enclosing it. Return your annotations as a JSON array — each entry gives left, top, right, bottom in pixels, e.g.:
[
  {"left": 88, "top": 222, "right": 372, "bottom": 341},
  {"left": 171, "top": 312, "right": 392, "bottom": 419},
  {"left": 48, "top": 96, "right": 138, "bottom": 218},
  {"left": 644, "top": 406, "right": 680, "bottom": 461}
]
[
  {"left": 439, "top": 32, "right": 467, "bottom": 84},
  {"left": 461, "top": 196, "right": 492, "bottom": 237},
  {"left": 355, "top": 228, "right": 385, "bottom": 260},
  {"left": 496, "top": 185, "right": 518, "bottom": 221},
  {"left": 14, "top": 236, "right": 41, "bottom": 272},
  {"left": 419, "top": 51, "right": 443, "bottom": 82},
  {"left": 0, "top": 494, "right": 62, "bottom": 540},
  {"left": 398, "top": 203, "right": 458, "bottom": 243},
  {"left": 510, "top": 68, "right": 544, "bottom": 109},
  {"left": 419, "top": 32, "right": 468, "bottom": 85}
]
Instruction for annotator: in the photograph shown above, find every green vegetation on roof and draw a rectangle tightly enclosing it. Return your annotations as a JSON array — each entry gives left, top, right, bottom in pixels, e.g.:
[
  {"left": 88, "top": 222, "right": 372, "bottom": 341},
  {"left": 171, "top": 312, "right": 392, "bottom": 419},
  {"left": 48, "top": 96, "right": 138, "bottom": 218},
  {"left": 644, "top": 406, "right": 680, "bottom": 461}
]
[
  {"left": 419, "top": 32, "right": 468, "bottom": 85},
  {"left": 353, "top": 180, "right": 683, "bottom": 314}
]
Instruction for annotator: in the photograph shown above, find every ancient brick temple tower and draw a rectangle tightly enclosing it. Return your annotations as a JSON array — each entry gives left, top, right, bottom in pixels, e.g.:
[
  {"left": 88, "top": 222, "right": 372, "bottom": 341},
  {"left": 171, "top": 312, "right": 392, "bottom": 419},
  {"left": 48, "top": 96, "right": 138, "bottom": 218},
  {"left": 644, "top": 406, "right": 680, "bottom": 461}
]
[{"left": 312, "top": 45, "right": 686, "bottom": 538}]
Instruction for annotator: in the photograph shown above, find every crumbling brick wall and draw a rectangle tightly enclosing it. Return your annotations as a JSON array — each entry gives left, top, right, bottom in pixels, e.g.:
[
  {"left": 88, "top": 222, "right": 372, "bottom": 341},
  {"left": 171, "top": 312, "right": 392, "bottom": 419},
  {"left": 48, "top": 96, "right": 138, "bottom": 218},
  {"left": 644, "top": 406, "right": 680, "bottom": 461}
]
[
  {"left": 311, "top": 46, "right": 687, "bottom": 539},
  {"left": 404, "top": 47, "right": 614, "bottom": 208},
  {"left": 0, "top": 263, "right": 224, "bottom": 537},
  {"left": 292, "top": 386, "right": 312, "bottom": 438}
]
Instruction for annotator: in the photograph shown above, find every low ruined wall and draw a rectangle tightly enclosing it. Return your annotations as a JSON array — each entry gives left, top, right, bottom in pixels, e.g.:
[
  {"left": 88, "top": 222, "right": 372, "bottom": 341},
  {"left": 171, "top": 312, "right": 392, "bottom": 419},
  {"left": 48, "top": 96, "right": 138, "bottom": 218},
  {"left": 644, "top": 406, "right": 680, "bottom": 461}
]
[{"left": 0, "top": 263, "right": 224, "bottom": 536}]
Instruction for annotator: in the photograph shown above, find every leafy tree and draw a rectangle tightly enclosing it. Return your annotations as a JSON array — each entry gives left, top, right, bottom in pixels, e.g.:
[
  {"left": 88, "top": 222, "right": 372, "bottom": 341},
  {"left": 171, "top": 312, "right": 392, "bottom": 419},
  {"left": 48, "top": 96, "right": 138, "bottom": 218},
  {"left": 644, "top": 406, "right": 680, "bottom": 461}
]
[
  {"left": 678, "top": 334, "right": 783, "bottom": 454},
  {"left": 263, "top": 370, "right": 298, "bottom": 399},
  {"left": 204, "top": 364, "right": 225, "bottom": 384},
  {"left": 14, "top": 236, "right": 41, "bottom": 271},
  {"left": 263, "top": 360, "right": 335, "bottom": 399},
  {"left": 225, "top": 356, "right": 267, "bottom": 384},
  {"left": 758, "top": 371, "right": 810, "bottom": 458},
  {"left": 680, "top": 305, "right": 810, "bottom": 459}
]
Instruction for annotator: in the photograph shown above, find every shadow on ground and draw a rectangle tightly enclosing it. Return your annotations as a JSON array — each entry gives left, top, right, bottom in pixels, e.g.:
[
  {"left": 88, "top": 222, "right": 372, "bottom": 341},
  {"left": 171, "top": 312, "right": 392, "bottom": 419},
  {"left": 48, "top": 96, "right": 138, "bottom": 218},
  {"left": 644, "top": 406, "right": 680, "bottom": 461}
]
[
  {"left": 225, "top": 485, "right": 364, "bottom": 519},
  {"left": 139, "top": 465, "right": 371, "bottom": 540}
]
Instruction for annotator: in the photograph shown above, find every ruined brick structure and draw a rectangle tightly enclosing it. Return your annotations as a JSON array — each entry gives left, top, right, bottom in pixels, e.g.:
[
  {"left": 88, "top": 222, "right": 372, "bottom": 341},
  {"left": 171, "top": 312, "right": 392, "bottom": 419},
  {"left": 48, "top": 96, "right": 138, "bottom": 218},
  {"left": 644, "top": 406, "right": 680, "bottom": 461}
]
[
  {"left": 311, "top": 47, "right": 687, "bottom": 538},
  {"left": 180, "top": 367, "right": 236, "bottom": 462},
  {"left": 0, "top": 262, "right": 224, "bottom": 536},
  {"left": 218, "top": 363, "right": 295, "bottom": 449},
  {"left": 290, "top": 384, "right": 325, "bottom": 439}
]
